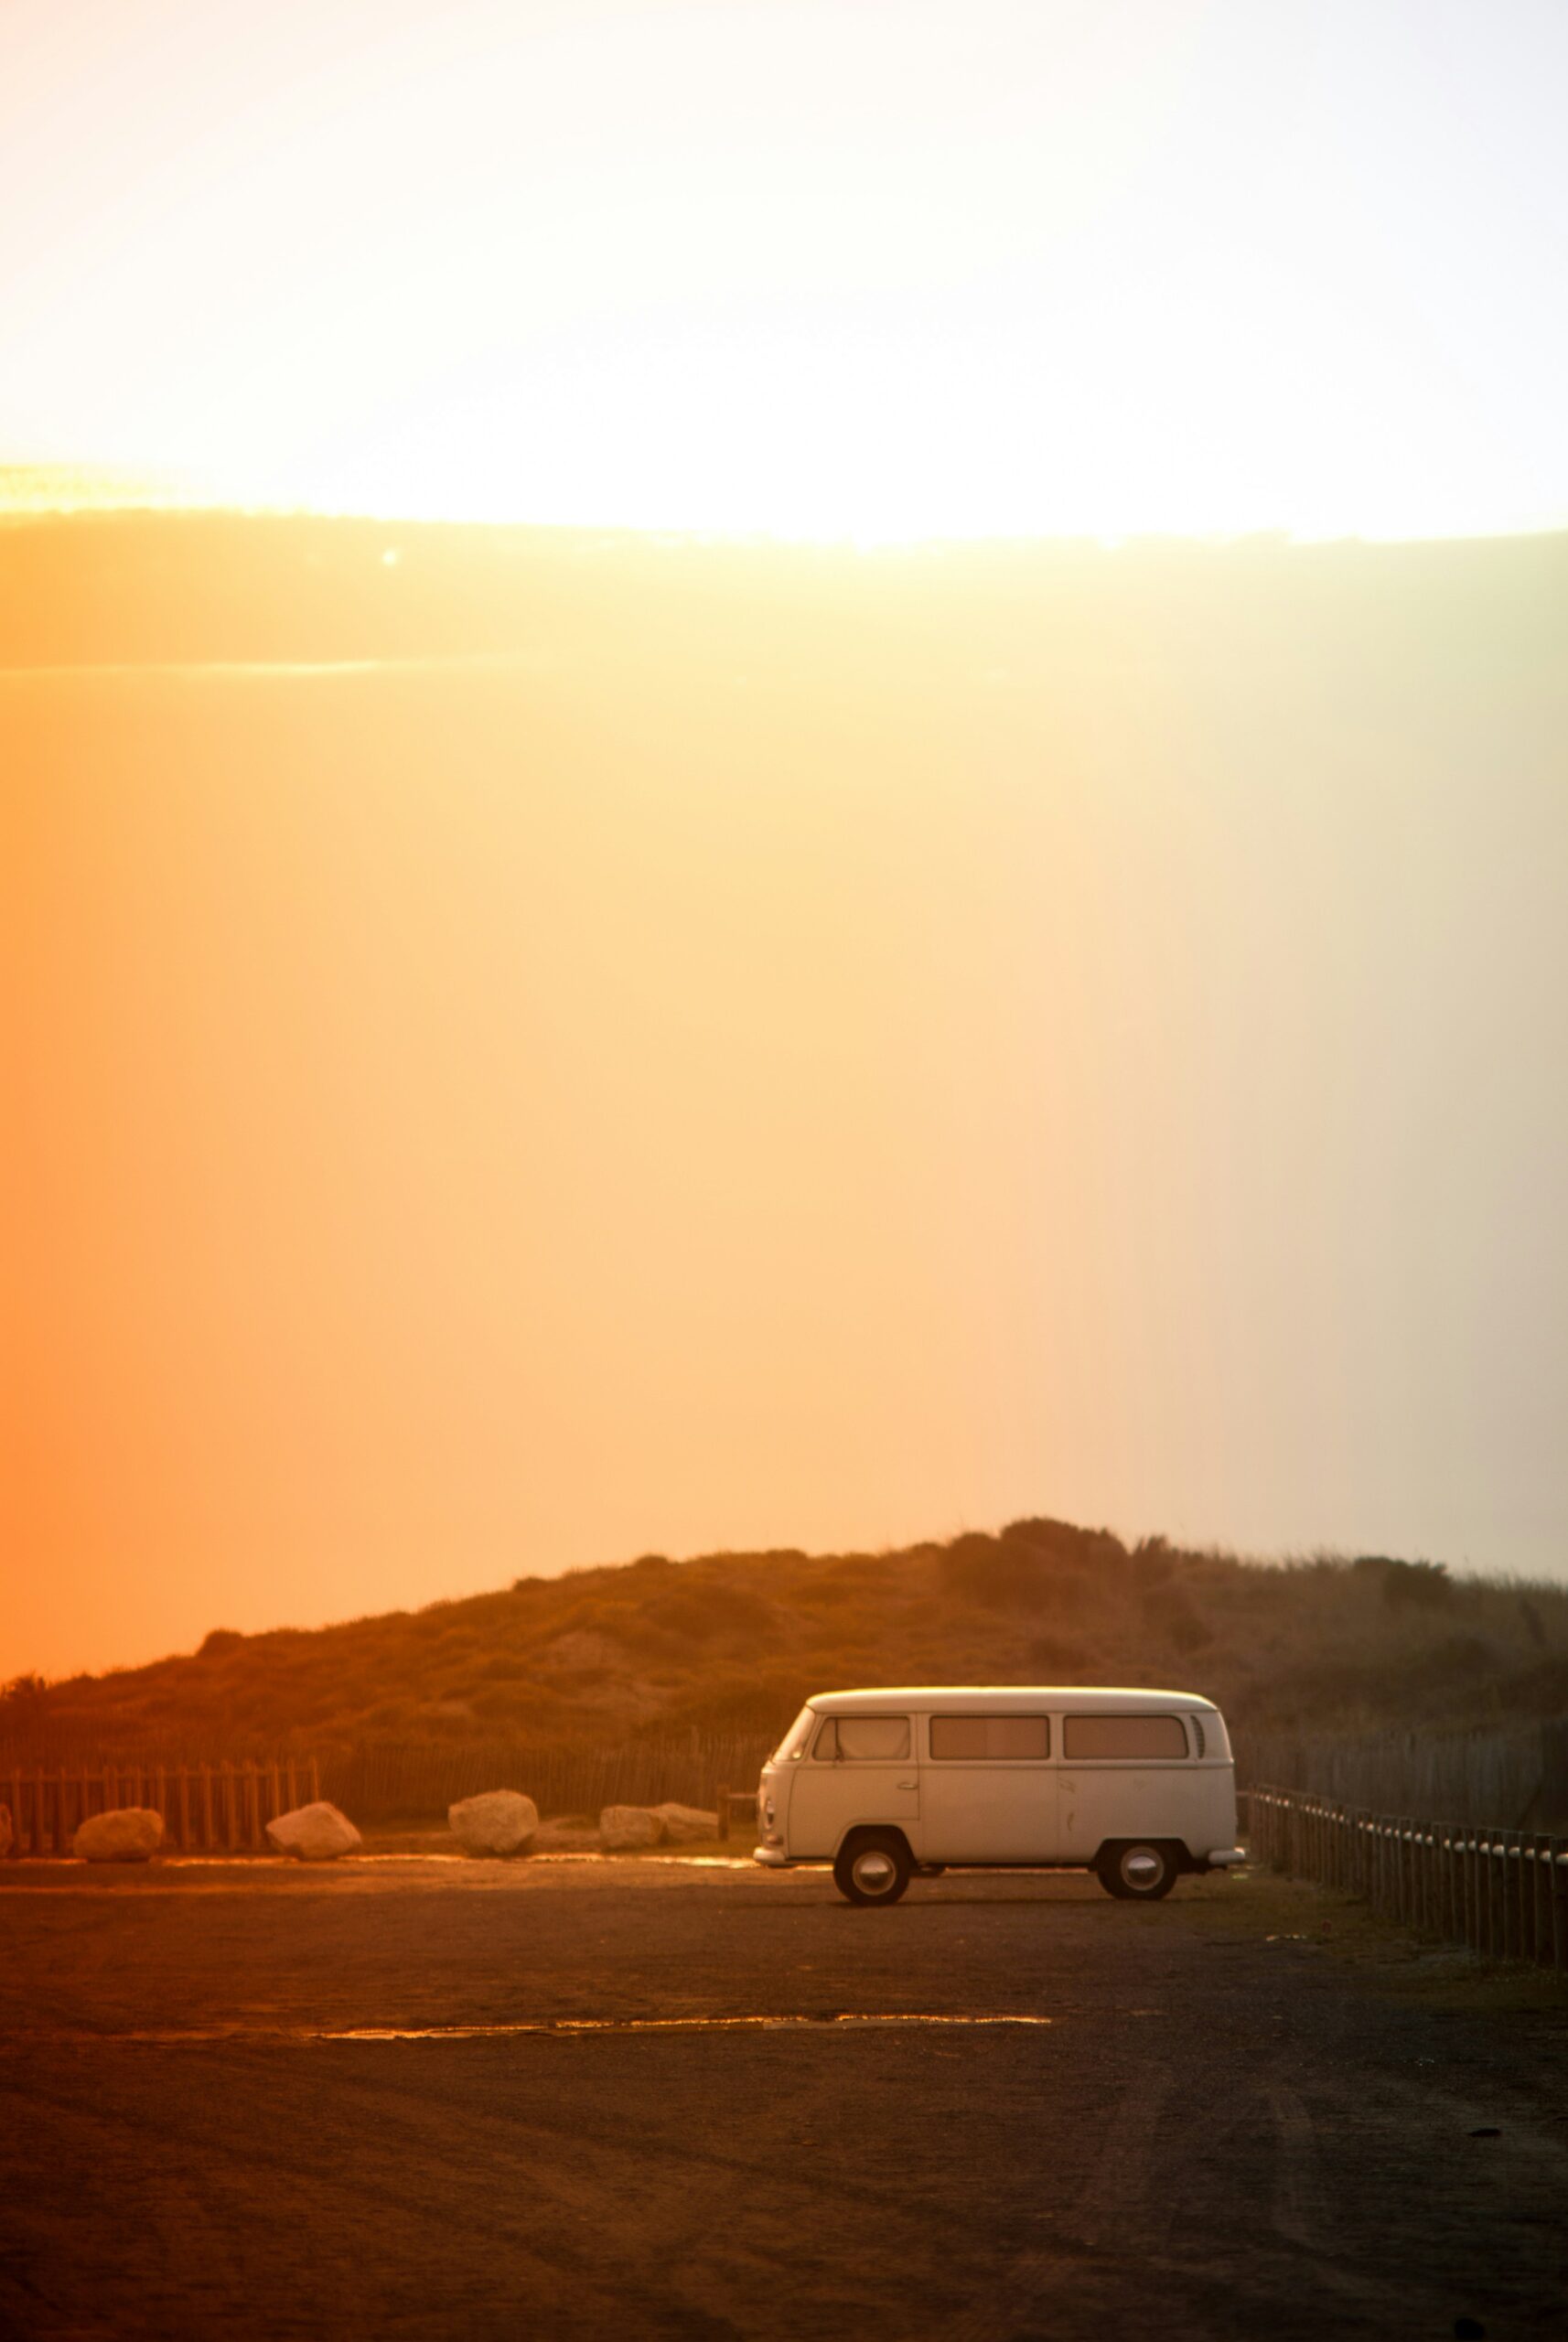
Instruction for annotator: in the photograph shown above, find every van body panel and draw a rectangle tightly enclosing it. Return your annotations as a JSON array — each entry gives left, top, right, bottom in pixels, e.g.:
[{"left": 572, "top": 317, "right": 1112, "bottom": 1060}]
[
  {"left": 920, "top": 1763, "right": 1058, "bottom": 1862},
  {"left": 782, "top": 1710, "right": 921, "bottom": 1858},
  {"left": 1057, "top": 1763, "right": 1236, "bottom": 1865},
  {"left": 785, "top": 1760, "right": 920, "bottom": 1857}
]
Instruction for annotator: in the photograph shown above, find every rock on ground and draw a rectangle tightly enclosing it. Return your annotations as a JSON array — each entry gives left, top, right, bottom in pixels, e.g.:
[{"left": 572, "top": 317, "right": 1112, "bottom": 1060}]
[
  {"left": 74, "top": 1807, "right": 165, "bottom": 1863},
  {"left": 652, "top": 1802, "right": 719, "bottom": 1844},
  {"left": 265, "top": 1801, "right": 362, "bottom": 1862},
  {"left": 599, "top": 1805, "right": 665, "bottom": 1852},
  {"left": 447, "top": 1790, "right": 539, "bottom": 1857}
]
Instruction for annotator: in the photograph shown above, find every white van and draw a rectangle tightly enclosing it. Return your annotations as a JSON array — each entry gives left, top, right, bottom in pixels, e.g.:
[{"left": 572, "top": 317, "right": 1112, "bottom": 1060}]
[{"left": 755, "top": 1685, "right": 1243, "bottom": 1905}]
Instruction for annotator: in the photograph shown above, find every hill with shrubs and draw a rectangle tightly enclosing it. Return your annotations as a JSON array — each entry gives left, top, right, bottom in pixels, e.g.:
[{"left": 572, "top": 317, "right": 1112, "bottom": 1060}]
[{"left": 6, "top": 1518, "right": 1567, "bottom": 1773}]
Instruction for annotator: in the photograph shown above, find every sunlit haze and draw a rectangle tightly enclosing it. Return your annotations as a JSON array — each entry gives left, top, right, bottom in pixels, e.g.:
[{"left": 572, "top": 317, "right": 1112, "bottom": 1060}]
[
  {"left": 4, "top": 0, "right": 1568, "bottom": 538},
  {"left": 4, "top": 4, "right": 1567, "bottom": 1682}
]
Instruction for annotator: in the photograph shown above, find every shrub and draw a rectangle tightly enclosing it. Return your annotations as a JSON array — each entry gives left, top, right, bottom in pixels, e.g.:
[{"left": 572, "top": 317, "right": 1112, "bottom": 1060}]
[
  {"left": 1004, "top": 1517, "right": 1128, "bottom": 1565},
  {"left": 1144, "top": 1584, "right": 1212, "bottom": 1654},
  {"left": 940, "top": 1534, "right": 1049, "bottom": 1609},
  {"left": 1026, "top": 1634, "right": 1088, "bottom": 1676},
  {"left": 1354, "top": 1556, "right": 1453, "bottom": 1608}
]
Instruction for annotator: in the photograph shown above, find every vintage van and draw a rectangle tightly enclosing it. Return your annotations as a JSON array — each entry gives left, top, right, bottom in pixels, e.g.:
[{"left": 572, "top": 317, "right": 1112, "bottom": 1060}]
[{"left": 754, "top": 1686, "right": 1242, "bottom": 1905}]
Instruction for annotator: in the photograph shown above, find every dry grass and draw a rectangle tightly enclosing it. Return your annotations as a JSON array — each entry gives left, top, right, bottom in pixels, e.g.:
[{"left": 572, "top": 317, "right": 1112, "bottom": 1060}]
[
  {"left": 1183, "top": 1865, "right": 1568, "bottom": 2013},
  {"left": 6, "top": 1518, "right": 1568, "bottom": 1778}
]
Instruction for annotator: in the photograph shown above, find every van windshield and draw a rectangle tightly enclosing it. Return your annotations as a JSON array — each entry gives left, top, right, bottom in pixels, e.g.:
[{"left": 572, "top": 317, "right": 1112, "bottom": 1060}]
[{"left": 772, "top": 1705, "right": 816, "bottom": 1763}]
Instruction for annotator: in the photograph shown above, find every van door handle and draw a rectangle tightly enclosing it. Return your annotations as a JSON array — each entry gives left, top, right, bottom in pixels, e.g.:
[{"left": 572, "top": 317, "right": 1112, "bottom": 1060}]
[{"left": 897, "top": 1779, "right": 917, "bottom": 1789}]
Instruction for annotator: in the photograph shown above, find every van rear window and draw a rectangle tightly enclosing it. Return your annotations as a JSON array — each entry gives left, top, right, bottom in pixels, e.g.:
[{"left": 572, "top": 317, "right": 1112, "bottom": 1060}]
[
  {"left": 1062, "top": 1714, "right": 1188, "bottom": 1760},
  {"left": 812, "top": 1715, "right": 911, "bottom": 1761},
  {"left": 929, "top": 1715, "right": 1050, "bottom": 1759}
]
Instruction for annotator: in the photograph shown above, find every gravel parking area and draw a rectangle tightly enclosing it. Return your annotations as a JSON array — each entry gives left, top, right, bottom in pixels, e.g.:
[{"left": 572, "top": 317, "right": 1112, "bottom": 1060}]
[{"left": 2, "top": 1857, "right": 1564, "bottom": 2337}]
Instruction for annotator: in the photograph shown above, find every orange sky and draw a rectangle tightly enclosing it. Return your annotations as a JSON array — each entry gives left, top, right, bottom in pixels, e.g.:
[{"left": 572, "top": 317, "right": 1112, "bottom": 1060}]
[
  {"left": 5, "top": 532, "right": 1567, "bottom": 1678},
  {"left": 4, "top": 0, "right": 1568, "bottom": 1677}
]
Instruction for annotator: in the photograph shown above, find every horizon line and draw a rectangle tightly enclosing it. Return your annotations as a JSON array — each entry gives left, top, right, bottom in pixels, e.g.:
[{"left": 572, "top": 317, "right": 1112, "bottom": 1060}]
[{"left": 5, "top": 465, "right": 1568, "bottom": 555}]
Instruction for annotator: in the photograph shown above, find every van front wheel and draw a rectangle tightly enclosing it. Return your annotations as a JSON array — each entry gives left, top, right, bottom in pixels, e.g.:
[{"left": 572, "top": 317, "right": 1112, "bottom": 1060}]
[
  {"left": 834, "top": 1832, "right": 912, "bottom": 1907},
  {"left": 1096, "top": 1842, "right": 1178, "bottom": 1900}
]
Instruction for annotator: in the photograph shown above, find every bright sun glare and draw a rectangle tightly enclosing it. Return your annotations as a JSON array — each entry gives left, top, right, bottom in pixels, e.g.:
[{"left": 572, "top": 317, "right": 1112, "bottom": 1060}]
[{"left": 3, "top": 0, "right": 1567, "bottom": 540}]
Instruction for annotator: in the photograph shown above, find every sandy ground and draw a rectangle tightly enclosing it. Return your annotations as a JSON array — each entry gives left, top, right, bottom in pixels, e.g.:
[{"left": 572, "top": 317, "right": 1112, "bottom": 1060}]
[{"left": 1, "top": 1854, "right": 1564, "bottom": 2339}]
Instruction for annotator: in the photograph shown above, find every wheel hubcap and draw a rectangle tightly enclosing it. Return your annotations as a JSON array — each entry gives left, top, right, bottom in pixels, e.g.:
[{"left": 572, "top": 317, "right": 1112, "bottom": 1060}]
[
  {"left": 854, "top": 1850, "right": 897, "bottom": 1894},
  {"left": 1122, "top": 1848, "right": 1163, "bottom": 1888}
]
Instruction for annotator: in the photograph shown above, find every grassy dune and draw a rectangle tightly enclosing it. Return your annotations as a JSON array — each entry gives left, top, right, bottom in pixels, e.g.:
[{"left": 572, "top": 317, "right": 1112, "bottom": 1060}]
[{"left": 6, "top": 1520, "right": 1567, "bottom": 1764}]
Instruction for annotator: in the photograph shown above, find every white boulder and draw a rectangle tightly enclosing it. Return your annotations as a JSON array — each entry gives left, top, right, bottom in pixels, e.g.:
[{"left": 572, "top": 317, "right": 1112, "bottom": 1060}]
[
  {"left": 599, "top": 1803, "right": 665, "bottom": 1852},
  {"left": 653, "top": 1801, "right": 720, "bottom": 1845},
  {"left": 74, "top": 1806, "right": 165, "bottom": 1863},
  {"left": 448, "top": 1789, "right": 539, "bottom": 1857},
  {"left": 264, "top": 1800, "right": 361, "bottom": 1862}
]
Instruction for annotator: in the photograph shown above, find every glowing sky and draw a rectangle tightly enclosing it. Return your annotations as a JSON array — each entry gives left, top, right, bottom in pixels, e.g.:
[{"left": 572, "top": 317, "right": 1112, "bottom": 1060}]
[
  {"left": 5, "top": 5, "right": 1568, "bottom": 1681},
  {"left": 4, "top": 0, "right": 1567, "bottom": 537},
  {"left": 5, "top": 527, "right": 1568, "bottom": 1676}
]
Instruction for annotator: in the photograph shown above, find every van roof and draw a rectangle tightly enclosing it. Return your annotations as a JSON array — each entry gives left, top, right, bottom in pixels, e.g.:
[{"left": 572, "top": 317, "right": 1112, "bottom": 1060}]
[{"left": 807, "top": 1685, "right": 1219, "bottom": 1714}]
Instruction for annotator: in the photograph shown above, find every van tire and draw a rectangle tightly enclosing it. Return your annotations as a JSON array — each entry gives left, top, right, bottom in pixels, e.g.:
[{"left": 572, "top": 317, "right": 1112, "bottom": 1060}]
[
  {"left": 834, "top": 1832, "right": 913, "bottom": 1907},
  {"left": 1096, "top": 1841, "right": 1179, "bottom": 1900}
]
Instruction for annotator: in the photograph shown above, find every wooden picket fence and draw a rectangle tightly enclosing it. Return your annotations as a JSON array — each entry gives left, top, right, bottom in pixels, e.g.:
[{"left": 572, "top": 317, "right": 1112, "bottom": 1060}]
[
  {"left": 3, "top": 1757, "right": 321, "bottom": 1857},
  {"left": 1249, "top": 1785, "right": 1568, "bottom": 1971},
  {"left": 1240, "top": 1721, "right": 1568, "bottom": 1831},
  {"left": 318, "top": 1732, "right": 773, "bottom": 1826}
]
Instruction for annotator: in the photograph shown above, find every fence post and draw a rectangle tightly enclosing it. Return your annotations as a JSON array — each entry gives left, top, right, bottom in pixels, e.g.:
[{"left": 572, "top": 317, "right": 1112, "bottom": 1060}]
[
  {"left": 1552, "top": 1842, "right": 1567, "bottom": 1973},
  {"left": 716, "top": 1785, "right": 730, "bottom": 1843},
  {"left": 310, "top": 1756, "right": 321, "bottom": 1805},
  {"left": 1487, "top": 1840, "right": 1503, "bottom": 1961},
  {"left": 1502, "top": 1838, "right": 1518, "bottom": 1962},
  {"left": 1424, "top": 1828, "right": 1437, "bottom": 1935}
]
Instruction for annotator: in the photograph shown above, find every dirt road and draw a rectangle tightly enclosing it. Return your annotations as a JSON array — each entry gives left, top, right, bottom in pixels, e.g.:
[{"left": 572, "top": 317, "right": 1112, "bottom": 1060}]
[{"left": 1, "top": 1857, "right": 1563, "bottom": 2338}]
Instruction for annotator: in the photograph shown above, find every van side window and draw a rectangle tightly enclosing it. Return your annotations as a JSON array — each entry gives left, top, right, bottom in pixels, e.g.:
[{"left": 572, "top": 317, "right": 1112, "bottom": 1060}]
[
  {"left": 929, "top": 1715, "right": 1049, "bottom": 1759},
  {"left": 1062, "top": 1714, "right": 1188, "bottom": 1760},
  {"left": 812, "top": 1715, "right": 911, "bottom": 1762}
]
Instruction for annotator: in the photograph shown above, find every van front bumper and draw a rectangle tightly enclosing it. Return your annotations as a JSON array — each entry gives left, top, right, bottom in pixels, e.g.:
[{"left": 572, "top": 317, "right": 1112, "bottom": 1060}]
[
  {"left": 752, "top": 1844, "right": 789, "bottom": 1867},
  {"left": 1202, "top": 1846, "right": 1246, "bottom": 1869}
]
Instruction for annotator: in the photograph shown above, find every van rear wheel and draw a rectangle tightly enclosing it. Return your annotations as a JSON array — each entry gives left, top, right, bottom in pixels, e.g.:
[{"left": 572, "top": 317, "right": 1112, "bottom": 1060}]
[
  {"left": 834, "top": 1832, "right": 912, "bottom": 1907},
  {"left": 1097, "top": 1842, "right": 1178, "bottom": 1900}
]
